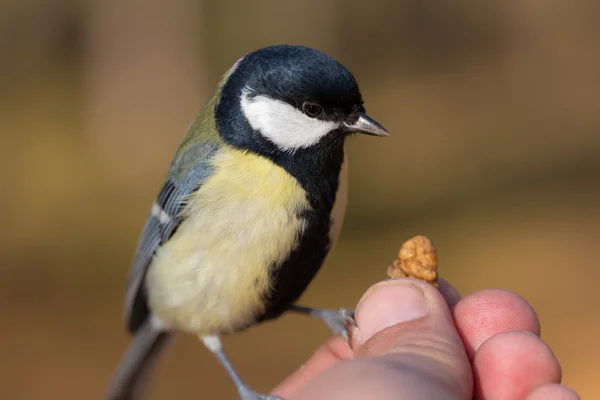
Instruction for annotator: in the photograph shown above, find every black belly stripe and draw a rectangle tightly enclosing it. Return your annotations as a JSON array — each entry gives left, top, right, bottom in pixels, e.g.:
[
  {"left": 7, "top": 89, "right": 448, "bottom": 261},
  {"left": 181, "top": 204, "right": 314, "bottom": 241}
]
[
  {"left": 256, "top": 207, "right": 333, "bottom": 322},
  {"left": 256, "top": 143, "right": 344, "bottom": 322}
]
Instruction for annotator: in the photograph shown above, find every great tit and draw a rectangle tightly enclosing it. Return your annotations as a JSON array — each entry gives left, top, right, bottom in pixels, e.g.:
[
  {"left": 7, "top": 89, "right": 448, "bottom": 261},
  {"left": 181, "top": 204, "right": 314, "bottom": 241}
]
[{"left": 106, "top": 44, "right": 388, "bottom": 400}]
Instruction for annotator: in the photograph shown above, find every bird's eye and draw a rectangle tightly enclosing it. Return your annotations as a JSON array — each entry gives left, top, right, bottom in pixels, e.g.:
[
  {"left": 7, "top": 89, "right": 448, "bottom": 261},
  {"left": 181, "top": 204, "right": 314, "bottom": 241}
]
[{"left": 302, "top": 102, "right": 323, "bottom": 118}]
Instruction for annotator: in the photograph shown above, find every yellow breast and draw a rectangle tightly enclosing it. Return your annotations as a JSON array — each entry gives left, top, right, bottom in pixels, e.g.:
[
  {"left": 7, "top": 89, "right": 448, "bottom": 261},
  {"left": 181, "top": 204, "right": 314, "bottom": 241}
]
[{"left": 145, "top": 147, "right": 311, "bottom": 335}]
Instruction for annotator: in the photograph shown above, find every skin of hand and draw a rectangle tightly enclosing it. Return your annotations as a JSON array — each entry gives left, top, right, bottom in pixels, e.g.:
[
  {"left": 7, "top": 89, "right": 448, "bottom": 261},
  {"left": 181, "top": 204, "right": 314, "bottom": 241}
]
[{"left": 271, "top": 278, "right": 581, "bottom": 400}]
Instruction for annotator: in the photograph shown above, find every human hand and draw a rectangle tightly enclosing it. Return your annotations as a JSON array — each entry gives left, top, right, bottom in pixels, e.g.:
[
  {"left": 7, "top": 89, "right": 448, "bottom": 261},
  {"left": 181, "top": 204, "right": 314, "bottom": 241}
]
[{"left": 272, "top": 278, "right": 580, "bottom": 400}]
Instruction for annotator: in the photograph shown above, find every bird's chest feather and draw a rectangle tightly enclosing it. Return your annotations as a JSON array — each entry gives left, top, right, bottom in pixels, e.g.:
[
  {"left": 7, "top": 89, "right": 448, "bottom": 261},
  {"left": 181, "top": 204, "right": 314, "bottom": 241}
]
[{"left": 146, "top": 149, "right": 315, "bottom": 334}]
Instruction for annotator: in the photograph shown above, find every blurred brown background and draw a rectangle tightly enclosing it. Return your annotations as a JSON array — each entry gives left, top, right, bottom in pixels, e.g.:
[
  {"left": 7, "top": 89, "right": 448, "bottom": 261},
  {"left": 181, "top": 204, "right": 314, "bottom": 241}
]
[{"left": 1, "top": 0, "right": 599, "bottom": 399}]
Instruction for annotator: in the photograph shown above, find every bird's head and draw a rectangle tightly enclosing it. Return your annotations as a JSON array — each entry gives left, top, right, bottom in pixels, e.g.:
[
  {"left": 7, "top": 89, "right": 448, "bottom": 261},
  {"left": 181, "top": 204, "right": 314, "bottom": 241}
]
[{"left": 215, "top": 45, "right": 388, "bottom": 155}]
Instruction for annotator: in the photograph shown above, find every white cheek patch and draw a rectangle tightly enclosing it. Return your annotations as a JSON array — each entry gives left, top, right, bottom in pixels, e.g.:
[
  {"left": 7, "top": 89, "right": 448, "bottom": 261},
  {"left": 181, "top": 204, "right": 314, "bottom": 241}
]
[{"left": 240, "top": 89, "right": 338, "bottom": 152}]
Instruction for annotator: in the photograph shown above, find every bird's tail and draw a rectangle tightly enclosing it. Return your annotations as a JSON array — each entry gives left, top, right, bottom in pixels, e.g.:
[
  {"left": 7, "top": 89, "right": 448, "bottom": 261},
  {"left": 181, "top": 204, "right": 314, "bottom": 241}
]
[{"left": 106, "top": 322, "right": 172, "bottom": 400}]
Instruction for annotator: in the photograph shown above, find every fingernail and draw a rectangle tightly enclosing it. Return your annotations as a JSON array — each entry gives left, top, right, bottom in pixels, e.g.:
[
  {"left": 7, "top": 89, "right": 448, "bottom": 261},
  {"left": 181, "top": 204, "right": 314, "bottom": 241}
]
[{"left": 355, "top": 280, "right": 428, "bottom": 342}]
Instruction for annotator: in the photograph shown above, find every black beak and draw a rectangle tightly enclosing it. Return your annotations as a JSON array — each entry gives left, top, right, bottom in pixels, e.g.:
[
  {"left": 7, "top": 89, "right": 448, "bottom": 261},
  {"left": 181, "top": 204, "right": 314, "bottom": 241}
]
[{"left": 344, "top": 113, "right": 389, "bottom": 137}]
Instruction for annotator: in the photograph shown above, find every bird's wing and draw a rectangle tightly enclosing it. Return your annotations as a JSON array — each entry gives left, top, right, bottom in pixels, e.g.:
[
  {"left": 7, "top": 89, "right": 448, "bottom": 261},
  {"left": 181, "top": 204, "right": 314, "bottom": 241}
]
[
  {"left": 124, "top": 179, "right": 192, "bottom": 333},
  {"left": 124, "top": 100, "right": 225, "bottom": 333}
]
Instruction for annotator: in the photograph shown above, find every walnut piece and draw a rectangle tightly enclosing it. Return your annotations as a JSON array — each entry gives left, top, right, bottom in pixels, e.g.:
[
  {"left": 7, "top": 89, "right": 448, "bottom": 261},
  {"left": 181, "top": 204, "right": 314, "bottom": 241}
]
[{"left": 387, "top": 235, "right": 439, "bottom": 287}]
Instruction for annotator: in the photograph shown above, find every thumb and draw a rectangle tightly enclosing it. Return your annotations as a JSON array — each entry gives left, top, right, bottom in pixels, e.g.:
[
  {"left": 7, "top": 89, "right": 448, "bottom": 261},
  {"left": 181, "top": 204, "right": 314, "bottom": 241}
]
[{"left": 352, "top": 278, "right": 473, "bottom": 399}]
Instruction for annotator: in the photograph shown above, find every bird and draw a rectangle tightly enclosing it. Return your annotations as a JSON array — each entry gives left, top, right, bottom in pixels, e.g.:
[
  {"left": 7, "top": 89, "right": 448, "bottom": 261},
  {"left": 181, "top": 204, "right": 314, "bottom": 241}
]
[{"left": 106, "top": 44, "right": 389, "bottom": 400}]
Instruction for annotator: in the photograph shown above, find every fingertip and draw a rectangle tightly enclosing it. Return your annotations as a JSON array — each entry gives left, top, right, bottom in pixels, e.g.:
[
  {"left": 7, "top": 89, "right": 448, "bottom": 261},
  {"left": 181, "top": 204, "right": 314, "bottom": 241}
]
[
  {"left": 353, "top": 278, "right": 457, "bottom": 348},
  {"left": 454, "top": 289, "right": 541, "bottom": 359},
  {"left": 354, "top": 279, "right": 428, "bottom": 345},
  {"left": 474, "top": 331, "right": 561, "bottom": 400},
  {"left": 525, "top": 384, "right": 581, "bottom": 400}
]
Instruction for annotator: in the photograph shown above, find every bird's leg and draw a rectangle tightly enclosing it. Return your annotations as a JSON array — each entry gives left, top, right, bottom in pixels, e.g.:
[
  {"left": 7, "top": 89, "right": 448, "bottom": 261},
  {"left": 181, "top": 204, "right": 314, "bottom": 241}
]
[
  {"left": 201, "top": 336, "right": 283, "bottom": 400},
  {"left": 288, "top": 305, "right": 356, "bottom": 342}
]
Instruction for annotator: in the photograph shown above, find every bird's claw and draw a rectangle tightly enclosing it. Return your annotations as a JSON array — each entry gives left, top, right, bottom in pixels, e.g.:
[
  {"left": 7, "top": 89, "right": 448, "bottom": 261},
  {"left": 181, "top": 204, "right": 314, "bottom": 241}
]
[{"left": 317, "top": 307, "right": 356, "bottom": 342}]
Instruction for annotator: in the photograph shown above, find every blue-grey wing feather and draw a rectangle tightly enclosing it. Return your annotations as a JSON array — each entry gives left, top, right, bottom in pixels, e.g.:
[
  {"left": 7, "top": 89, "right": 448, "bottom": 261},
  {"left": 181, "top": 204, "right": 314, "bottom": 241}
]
[{"left": 124, "top": 141, "right": 220, "bottom": 333}]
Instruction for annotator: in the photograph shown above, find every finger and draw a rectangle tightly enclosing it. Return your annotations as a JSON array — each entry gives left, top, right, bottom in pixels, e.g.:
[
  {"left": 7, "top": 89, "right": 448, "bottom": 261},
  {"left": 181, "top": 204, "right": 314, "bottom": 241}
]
[
  {"left": 525, "top": 384, "right": 581, "bottom": 400},
  {"left": 271, "top": 336, "right": 352, "bottom": 397},
  {"left": 453, "top": 289, "right": 541, "bottom": 360},
  {"left": 291, "top": 278, "right": 472, "bottom": 399},
  {"left": 474, "top": 331, "right": 562, "bottom": 400},
  {"left": 272, "top": 278, "right": 461, "bottom": 398}
]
